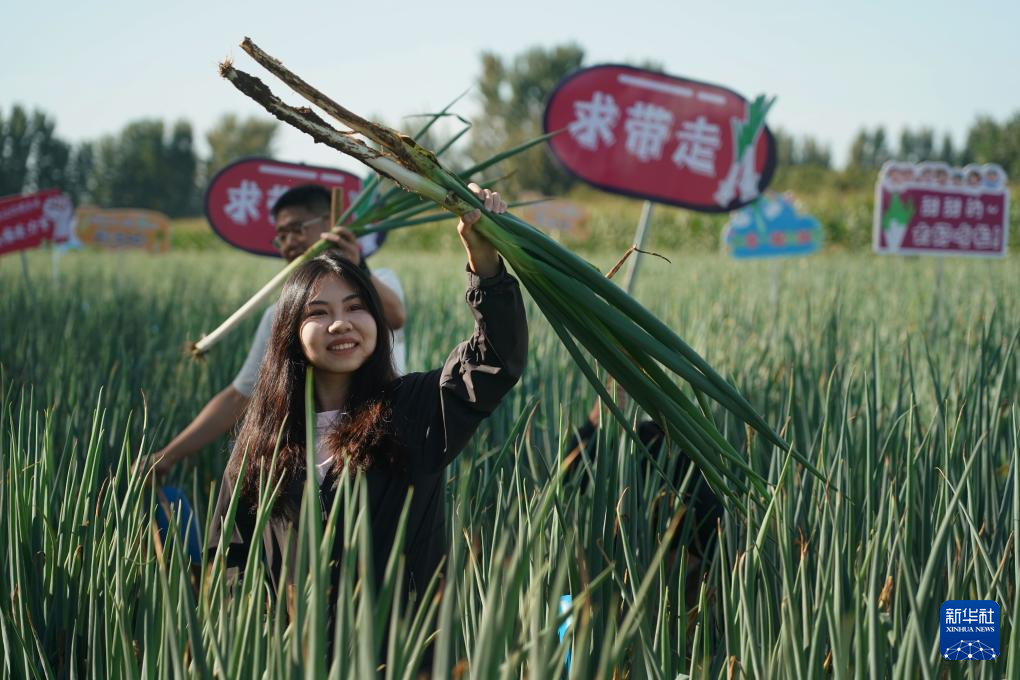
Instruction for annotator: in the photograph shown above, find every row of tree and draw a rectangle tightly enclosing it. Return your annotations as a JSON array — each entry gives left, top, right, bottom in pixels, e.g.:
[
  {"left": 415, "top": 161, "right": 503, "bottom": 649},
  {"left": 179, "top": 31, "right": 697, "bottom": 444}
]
[
  {"left": 469, "top": 44, "right": 1020, "bottom": 193},
  {"left": 842, "top": 120, "right": 1020, "bottom": 173},
  {"left": 0, "top": 107, "right": 277, "bottom": 217},
  {"left": 743, "top": 119, "right": 1020, "bottom": 175},
  {"left": 4, "top": 43, "right": 1020, "bottom": 214}
]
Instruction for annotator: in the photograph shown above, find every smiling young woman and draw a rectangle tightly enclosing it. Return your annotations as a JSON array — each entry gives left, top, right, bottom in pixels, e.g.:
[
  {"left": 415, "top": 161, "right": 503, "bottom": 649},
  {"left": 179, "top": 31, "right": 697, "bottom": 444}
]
[
  {"left": 206, "top": 186, "right": 527, "bottom": 660},
  {"left": 298, "top": 275, "right": 380, "bottom": 407}
]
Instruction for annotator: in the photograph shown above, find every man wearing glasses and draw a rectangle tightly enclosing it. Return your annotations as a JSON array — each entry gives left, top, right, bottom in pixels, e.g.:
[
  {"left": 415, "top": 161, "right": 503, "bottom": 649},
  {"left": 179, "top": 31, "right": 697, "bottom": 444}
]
[{"left": 148, "top": 183, "right": 406, "bottom": 477}]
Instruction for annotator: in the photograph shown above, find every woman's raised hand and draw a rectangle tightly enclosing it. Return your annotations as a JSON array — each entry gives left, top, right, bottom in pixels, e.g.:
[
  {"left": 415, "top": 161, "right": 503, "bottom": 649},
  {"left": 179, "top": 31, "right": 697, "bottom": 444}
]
[{"left": 458, "top": 183, "right": 506, "bottom": 278}]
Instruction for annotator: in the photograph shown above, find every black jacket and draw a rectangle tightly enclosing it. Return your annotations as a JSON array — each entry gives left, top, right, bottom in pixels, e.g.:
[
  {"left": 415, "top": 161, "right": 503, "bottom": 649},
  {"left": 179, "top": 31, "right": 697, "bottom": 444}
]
[{"left": 207, "top": 262, "right": 528, "bottom": 604}]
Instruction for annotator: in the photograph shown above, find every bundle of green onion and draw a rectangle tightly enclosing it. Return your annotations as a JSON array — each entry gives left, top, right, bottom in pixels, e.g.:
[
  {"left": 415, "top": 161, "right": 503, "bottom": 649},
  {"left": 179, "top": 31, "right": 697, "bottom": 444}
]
[{"left": 204, "top": 37, "right": 802, "bottom": 510}]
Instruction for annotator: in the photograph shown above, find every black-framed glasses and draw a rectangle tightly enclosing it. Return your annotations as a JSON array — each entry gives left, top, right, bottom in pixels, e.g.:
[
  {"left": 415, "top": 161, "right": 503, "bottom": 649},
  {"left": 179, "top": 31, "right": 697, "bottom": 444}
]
[{"left": 271, "top": 215, "right": 327, "bottom": 250}]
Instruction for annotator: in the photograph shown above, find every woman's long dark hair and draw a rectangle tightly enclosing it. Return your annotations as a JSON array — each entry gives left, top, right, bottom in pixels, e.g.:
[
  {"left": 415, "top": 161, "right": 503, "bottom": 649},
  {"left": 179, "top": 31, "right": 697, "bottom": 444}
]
[{"left": 230, "top": 251, "right": 398, "bottom": 517}]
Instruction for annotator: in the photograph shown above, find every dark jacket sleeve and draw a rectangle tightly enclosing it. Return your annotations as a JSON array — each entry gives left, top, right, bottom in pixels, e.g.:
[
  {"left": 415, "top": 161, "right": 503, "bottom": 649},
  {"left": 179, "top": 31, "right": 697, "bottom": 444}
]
[
  {"left": 563, "top": 419, "right": 598, "bottom": 458},
  {"left": 394, "top": 259, "right": 528, "bottom": 472}
]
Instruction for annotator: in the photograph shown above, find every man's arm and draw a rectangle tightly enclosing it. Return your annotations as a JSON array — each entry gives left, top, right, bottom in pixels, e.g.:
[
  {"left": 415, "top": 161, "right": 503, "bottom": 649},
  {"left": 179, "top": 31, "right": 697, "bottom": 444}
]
[
  {"left": 149, "top": 386, "right": 249, "bottom": 475},
  {"left": 144, "top": 304, "right": 274, "bottom": 479},
  {"left": 371, "top": 272, "right": 406, "bottom": 330}
]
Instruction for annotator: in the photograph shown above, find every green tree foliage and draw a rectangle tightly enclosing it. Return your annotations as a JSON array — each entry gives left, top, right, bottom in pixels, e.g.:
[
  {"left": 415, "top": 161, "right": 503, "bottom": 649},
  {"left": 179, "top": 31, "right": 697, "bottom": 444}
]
[
  {"left": 938, "top": 132, "right": 956, "bottom": 164},
  {"left": 773, "top": 128, "right": 795, "bottom": 167},
  {"left": 964, "top": 115, "right": 1002, "bottom": 166},
  {"left": 847, "top": 117, "right": 1020, "bottom": 176},
  {"left": 470, "top": 43, "right": 585, "bottom": 194},
  {"left": 0, "top": 105, "right": 34, "bottom": 195},
  {"left": 0, "top": 107, "right": 279, "bottom": 215},
  {"left": 167, "top": 121, "right": 199, "bottom": 214},
  {"left": 897, "top": 126, "right": 935, "bottom": 163},
  {"left": 799, "top": 137, "right": 832, "bottom": 168},
  {"left": 0, "top": 105, "right": 76, "bottom": 197},
  {"left": 631, "top": 58, "right": 665, "bottom": 74},
  {"left": 6, "top": 92, "right": 1020, "bottom": 225},
  {"left": 773, "top": 128, "right": 832, "bottom": 169},
  {"left": 848, "top": 127, "right": 892, "bottom": 169},
  {"left": 205, "top": 113, "right": 278, "bottom": 179},
  {"left": 963, "top": 113, "right": 1020, "bottom": 177},
  {"left": 30, "top": 111, "right": 72, "bottom": 195},
  {"left": 0, "top": 105, "right": 97, "bottom": 204},
  {"left": 770, "top": 128, "right": 833, "bottom": 192},
  {"left": 90, "top": 119, "right": 198, "bottom": 217},
  {"left": 64, "top": 143, "right": 95, "bottom": 206}
]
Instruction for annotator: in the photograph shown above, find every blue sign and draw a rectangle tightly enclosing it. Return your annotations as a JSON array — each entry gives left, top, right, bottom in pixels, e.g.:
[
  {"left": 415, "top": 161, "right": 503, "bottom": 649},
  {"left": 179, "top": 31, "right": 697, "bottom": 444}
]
[
  {"left": 940, "top": 600, "right": 1000, "bottom": 661},
  {"left": 723, "top": 192, "right": 822, "bottom": 258}
]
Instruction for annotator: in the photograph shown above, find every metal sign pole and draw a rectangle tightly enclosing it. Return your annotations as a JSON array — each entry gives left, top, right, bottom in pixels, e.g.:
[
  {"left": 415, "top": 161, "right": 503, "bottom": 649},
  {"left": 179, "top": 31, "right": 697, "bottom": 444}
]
[
  {"left": 934, "top": 256, "right": 945, "bottom": 330},
  {"left": 770, "top": 260, "right": 780, "bottom": 312},
  {"left": 20, "top": 251, "right": 37, "bottom": 307}
]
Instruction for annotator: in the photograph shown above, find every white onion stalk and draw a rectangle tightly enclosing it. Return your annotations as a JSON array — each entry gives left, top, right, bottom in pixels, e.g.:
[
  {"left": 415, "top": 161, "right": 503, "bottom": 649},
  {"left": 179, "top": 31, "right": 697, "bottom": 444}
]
[
  {"left": 203, "top": 38, "right": 813, "bottom": 509},
  {"left": 193, "top": 61, "right": 470, "bottom": 356}
]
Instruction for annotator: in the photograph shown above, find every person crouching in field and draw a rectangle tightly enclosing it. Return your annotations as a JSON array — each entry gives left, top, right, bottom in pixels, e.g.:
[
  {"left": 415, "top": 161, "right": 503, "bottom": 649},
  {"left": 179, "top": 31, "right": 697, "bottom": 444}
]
[
  {"left": 564, "top": 385, "right": 723, "bottom": 608},
  {"left": 206, "top": 185, "right": 527, "bottom": 658}
]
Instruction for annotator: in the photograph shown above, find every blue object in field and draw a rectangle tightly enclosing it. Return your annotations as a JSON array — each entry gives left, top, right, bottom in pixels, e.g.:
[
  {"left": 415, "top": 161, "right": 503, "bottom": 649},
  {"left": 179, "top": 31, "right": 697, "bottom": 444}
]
[
  {"left": 723, "top": 192, "right": 823, "bottom": 259},
  {"left": 154, "top": 486, "right": 203, "bottom": 564},
  {"left": 558, "top": 594, "right": 573, "bottom": 671}
]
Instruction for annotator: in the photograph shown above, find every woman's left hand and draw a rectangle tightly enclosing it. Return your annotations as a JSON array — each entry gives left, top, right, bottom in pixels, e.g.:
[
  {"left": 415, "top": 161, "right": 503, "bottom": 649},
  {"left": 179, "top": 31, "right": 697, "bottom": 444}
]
[{"left": 458, "top": 183, "right": 506, "bottom": 278}]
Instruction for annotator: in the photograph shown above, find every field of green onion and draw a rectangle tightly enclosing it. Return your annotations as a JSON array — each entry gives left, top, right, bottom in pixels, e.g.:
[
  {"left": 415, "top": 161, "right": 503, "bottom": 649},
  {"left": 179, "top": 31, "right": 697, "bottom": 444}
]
[{"left": 2, "top": 248, "right": 1017, "bottom": 679}]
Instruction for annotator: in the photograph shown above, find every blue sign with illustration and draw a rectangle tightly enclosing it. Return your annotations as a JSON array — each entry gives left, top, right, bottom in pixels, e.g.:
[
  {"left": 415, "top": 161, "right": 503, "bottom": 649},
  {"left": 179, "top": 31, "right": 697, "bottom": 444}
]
[
  {"left": 723, "top": 192, "right": 822, "bottom": 258},
  {"left": 940, "top": 600, "right": 1000, "bottom": 661}
]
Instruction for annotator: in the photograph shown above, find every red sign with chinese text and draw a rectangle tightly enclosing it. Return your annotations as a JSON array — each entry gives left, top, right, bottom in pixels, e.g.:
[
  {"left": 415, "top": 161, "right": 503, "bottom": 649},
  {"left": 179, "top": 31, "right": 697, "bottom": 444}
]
[
  {"left": 205, "top": 157, "right": 366, "bottom": 257},
  {"left": 874, "top": 162, "right": 1010, "bottom": 258},
  {"left": 0, "top": 189, "right": 73, "bottom": 256},
  {"left": 544, "top": 65, "right": 776, "bottom": 213}
]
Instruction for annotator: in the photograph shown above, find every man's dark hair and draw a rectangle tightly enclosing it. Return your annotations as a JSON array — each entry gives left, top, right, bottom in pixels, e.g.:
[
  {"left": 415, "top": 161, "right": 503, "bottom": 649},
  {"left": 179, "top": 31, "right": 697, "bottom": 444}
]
[{"left": 271, "top": 183, "right": 331, "bottom": 219}]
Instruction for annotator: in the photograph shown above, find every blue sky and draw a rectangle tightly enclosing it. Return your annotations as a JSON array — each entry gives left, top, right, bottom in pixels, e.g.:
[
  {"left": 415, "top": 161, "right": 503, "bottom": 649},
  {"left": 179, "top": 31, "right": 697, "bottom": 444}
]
[{"left": 3, "top": 0, "right": 1017, "bottom": 174}]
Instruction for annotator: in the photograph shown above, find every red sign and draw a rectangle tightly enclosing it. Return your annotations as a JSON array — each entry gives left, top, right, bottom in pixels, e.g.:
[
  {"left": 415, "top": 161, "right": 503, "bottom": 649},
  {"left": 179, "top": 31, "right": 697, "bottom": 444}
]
[
  {"left": 874, "top": 162, "right": 1010, "bottom": 258},
  {"left": 205, "top": 157, "right": 365, "bottom": 257},
  {"left": 0, "top": 189, "right": 73, "bottom": 256},
  {"left": 544, "top": 65, "right": 776, "bottom": 213}
]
